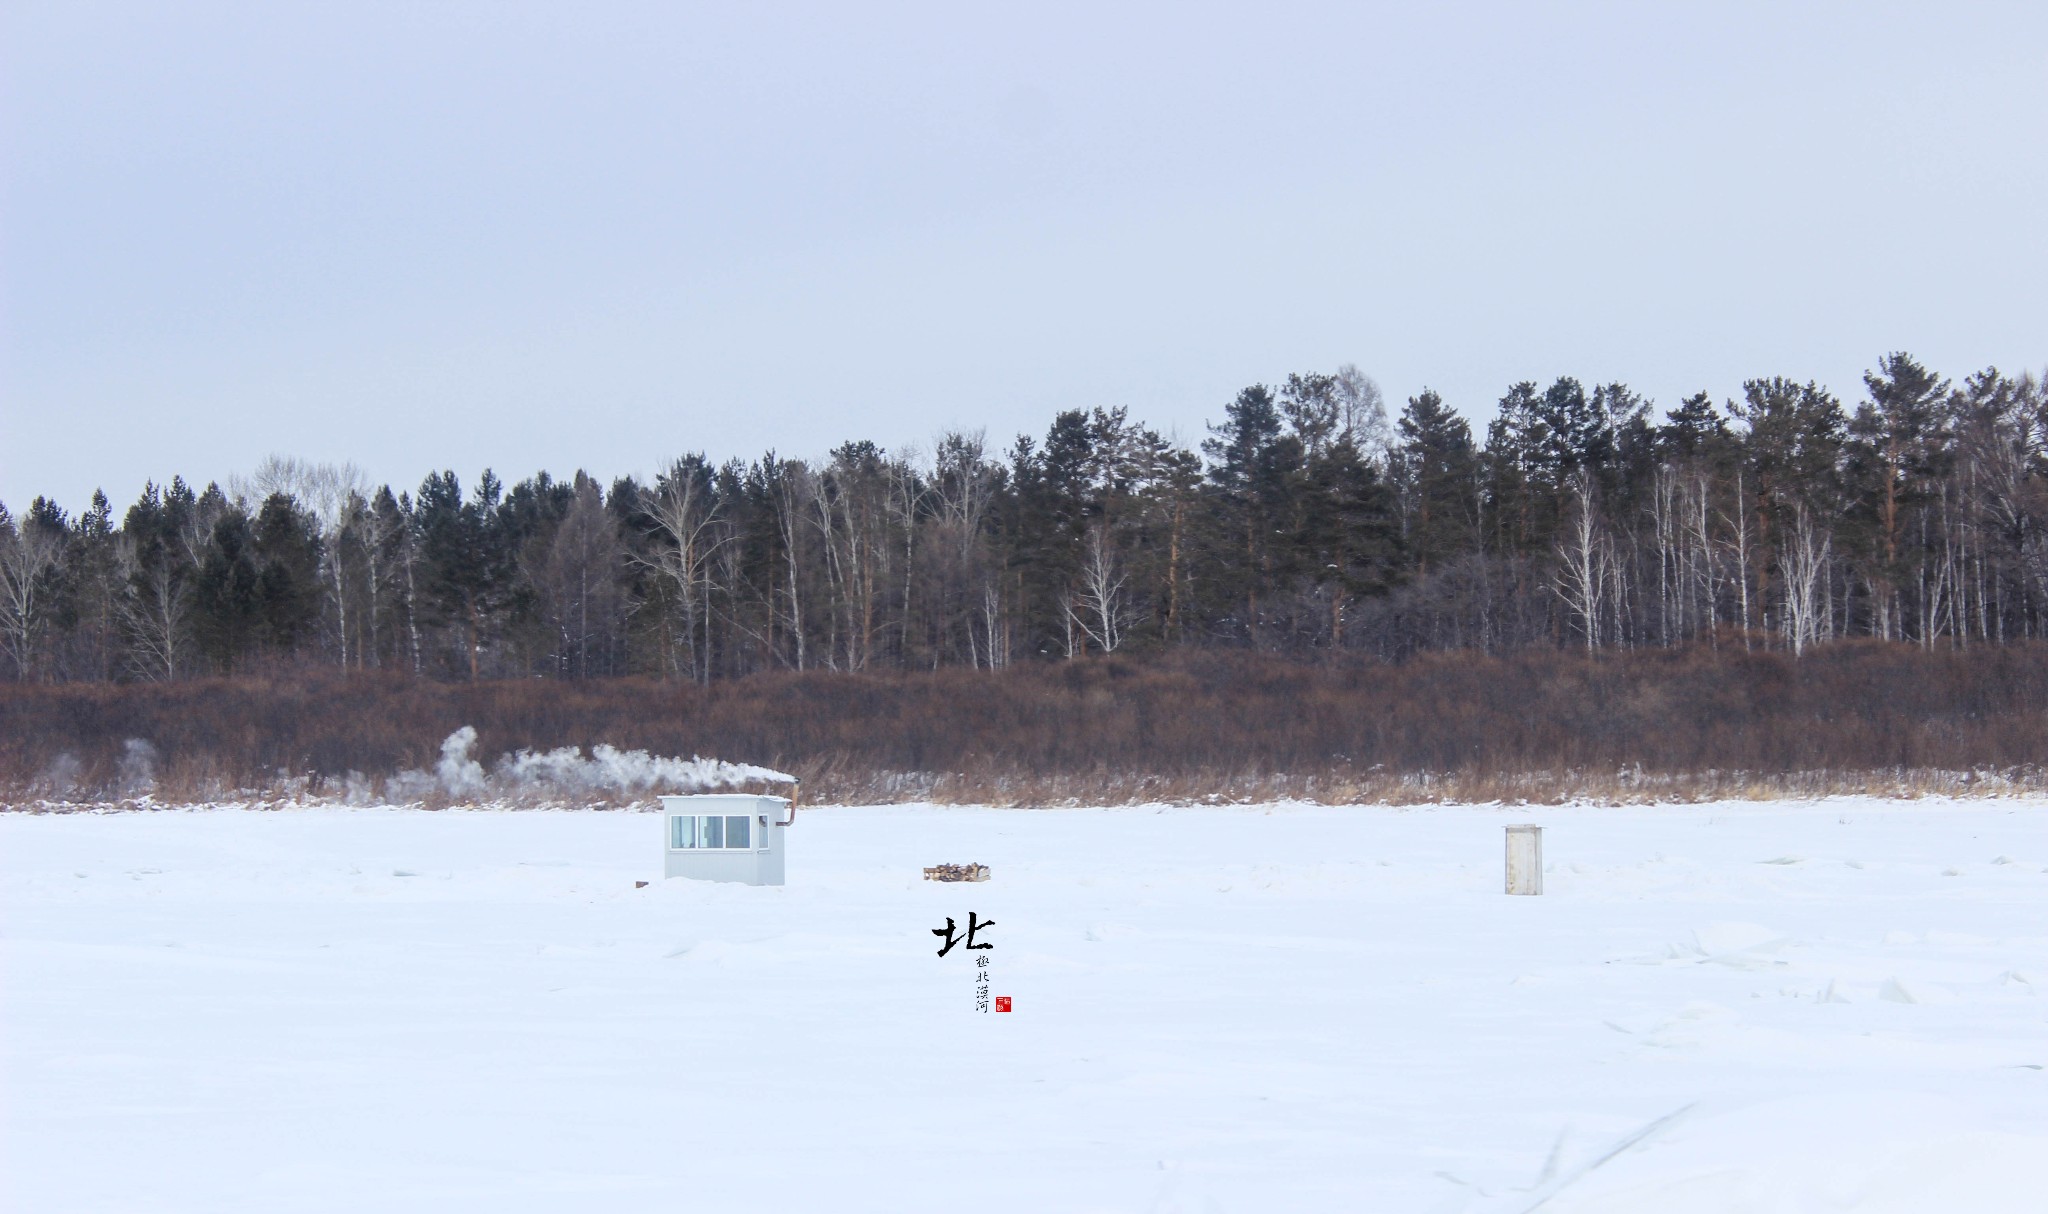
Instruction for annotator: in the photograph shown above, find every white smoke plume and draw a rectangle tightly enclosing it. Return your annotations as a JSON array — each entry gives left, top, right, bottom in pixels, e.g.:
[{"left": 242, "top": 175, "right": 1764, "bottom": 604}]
[
  {"left": 499, "top": 743, "right": 794, "bottom": 796},
  {"left": 117, "top": 738, "right": 159, "bottom": 795},
  {"left": 437, "top": 726, "right": 487, "bottom": 796},
  {"left": 417, "top": 727, "right": 793, "bottom": 802}
]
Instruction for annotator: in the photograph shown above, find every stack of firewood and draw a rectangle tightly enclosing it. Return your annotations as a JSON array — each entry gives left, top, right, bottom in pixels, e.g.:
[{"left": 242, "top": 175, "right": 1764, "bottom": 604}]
[{"left": 922, "top": 863, "right": 990, "bottom": 882}]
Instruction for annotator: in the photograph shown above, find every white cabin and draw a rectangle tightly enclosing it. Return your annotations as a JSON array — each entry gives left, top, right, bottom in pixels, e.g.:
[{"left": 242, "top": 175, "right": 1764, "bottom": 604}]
[{"left": 660, "top": 793, "right": 794, "bottom": 886}]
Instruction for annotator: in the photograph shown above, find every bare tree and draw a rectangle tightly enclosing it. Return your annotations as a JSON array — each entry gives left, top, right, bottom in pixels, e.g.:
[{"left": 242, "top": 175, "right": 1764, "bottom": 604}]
[
  {"left": 770, "top": 460, "right": 813, "bottom": 670},
  {"left": 1646, "top": 463, "right": 1682, "bottom": 644},
  {"left": 235, "top": 456, "right": 368, "bottom": 667},
  {"left": 353, "top": 490, "right": 410, "bottom": 670},
  {"left": 1780, "top": 502, "right": 1832, "bottom": 655},
  {"left": 396, "top": 496, "right": 424, "bottom": 675},
  {"left": 1555, "top": 472, "right": 1613, "bottom": 650},
  {"left": 527, "top": 475, "right": 625, "bottom": 677},
  {"left": 1727, "top": 468, "right": 1755, "bottom": 649},
  {"left": 642, "top": 459, "right": 726, "bottom": 682},
  {"left": 0, "top": 508, "right": 63, "bottom": 678},
  {"left": 1065, "top": 524, "right": 1133, "bottom": 654},
  {"left": 886, "top": 449, "right": 924, "bottom": 663},
  {"left": 931, "top": 430, "right": 998, "bottom": 666},
  {"left": 980, "top": 580, "right": 1009, "bottom": 669},
  {"left": 806, "top": 448, "right": 891, "bottom": 671},
  {"left": 117, "top": 535, "right": 190, "bottom": 681},
  {"left": 1679, "top": 469, "right": 1720, "bottom": 644},
  {"left": 1334, "top": 363, "right": 1391, "bottom": 462}
]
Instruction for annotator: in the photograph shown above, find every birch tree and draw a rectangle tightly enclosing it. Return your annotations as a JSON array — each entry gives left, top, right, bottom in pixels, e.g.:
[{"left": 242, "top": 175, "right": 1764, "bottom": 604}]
[
  {"left": 0, "top": 506, "right": 63, "bottom": 678},
  {"left": 1781, "top": 503, "right": 1832, "bottom": 655},
  {"left": 1555, "top": 472, "right": 1611, "bottom": 650},
  {"left": 1066, "top": 524, "right": 1132, "bottom": 654},
  {"left": 643, "top": 457, "right": 726, "bottom": 682}
]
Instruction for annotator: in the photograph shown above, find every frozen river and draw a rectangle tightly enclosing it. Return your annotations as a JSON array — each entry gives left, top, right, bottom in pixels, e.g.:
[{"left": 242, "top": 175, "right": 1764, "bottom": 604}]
[{"left": 4, "top": 800, "right": 2043, "bottom": 1212}]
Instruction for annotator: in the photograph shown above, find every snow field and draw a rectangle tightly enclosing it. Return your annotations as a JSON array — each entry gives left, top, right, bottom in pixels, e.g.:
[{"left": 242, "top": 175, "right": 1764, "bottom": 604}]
[{"left": 3, "top": 800, "right": 2044, "bottom": 1212}]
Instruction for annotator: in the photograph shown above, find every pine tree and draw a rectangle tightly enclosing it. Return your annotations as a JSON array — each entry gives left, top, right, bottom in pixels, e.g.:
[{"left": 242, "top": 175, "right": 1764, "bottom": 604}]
[
  {"left": 415, "top": 471, "right": 513, "bottom": 678},
  {"left": 1394, "top": 388, "right": 1477, "bottom": 577},
  {"left": 251, "top": 493, "right": 323, "bottom": 655},
  {"left": 1297, "top": 434, "right": 1401, "bottom": 645},
  {"left": 1203, "top": 385, "right": 1303, "bottom": 641},
  {"left": 1659, "top": 392, "right": 1730, "bottom": 462},
  {"left": 118, "top": 481, "right": 197, "bottom": 680},
  {"left": 1848, "top": 353, "right": 1951, "bottom": 640},
  {"left": 1732, "top": 378, "right": 1848, "bottom": 640},
  {"left": 193, "top": 508, "right": 260, "bottom": 672}
]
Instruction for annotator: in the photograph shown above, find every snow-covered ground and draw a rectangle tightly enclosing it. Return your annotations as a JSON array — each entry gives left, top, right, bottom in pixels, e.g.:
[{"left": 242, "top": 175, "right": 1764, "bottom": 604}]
[{"left": 3, "top": 800, "right": 2043, "bottom": 1213}]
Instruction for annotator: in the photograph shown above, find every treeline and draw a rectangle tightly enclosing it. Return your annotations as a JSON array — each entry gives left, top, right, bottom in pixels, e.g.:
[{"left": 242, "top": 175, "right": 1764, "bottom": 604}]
[
  {"left": 6, "top": 645, "right": 2048, "bottom": 805},
  {"left": 3, "top": 354, "right": 2045, "bottom": 683}
]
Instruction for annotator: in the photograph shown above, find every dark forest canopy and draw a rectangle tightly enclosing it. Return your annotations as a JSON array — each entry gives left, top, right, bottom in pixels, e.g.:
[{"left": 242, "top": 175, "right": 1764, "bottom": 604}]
[{"left": 3, "top": 354, "right": 2045, "bottom": 684}]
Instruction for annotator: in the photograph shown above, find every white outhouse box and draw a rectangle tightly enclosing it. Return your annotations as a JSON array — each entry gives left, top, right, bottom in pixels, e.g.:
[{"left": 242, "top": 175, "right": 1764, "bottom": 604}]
[
  {"left": 1505, "top": 824, "right": 1543, "bottom": 895},
  {"left": 660, "top": 793, "right": 794, "bottom": 886}
]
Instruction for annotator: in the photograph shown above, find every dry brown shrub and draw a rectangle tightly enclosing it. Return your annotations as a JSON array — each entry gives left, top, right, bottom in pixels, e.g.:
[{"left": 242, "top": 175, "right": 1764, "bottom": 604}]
[{"left": 6, "top": 642, "right": 2048, "bottom": 807}]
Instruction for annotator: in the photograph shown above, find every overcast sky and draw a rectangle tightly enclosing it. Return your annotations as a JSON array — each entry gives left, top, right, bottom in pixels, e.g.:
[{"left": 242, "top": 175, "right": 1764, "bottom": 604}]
[{"left": 4, "top": 1, "right": 2045, "bottom": 512}]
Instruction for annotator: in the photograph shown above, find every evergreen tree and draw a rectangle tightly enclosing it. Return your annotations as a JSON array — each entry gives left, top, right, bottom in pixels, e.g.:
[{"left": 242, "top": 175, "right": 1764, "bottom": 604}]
[
  {"left": 65, "top": 490, "right": 124, "bottom": 680},
  {"left": 1297, "top": 434, "right": 1401, "bottom": 645},
  {"left": 119, "top": 480, "right": 199, "bottom": 680},
  {"left": 1203, "top": 385, "right": 1303, "bottom": 640},
  {"left": 1848, "top": 352, "right": 1951, "bottom": 638},
  {"left": 1659, "top": 391, "right": 1730, "bottom": 462},
  {"left": 251, "top": 493, "right": 323, "bottom": 655},
  {"left": 193, "top": 508, "right": 260, "bottom": 672},
  {"left": 1394, "top": 388, "right": 1478, "bottom": 576},
  {"left": 1533, "top": 376, "right": 1602, "bottom": 485},
  {"left": 415, "top": 471, "right": 513, "bottom": 678},
  {"left": 1010, "top": 412, "right": 1101, "bottom": 654},
  {"left": 1732, "top": 377, "right": 1848, "bottom": 638},
  {"left": 359, "top": 485, "right": 413, "bottom": 671},
  {"left": 12, "top": 352, "right": 2048, "bottom": 684},
  {"left": 1484, "top": 381, "right": 1544, "bottom": 554}
]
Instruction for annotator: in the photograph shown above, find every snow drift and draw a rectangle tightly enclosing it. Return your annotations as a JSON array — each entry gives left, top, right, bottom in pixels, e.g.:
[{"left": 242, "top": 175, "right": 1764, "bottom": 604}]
[{"left": 6, "top": 797, "right": 2043, "bottom": 1211}]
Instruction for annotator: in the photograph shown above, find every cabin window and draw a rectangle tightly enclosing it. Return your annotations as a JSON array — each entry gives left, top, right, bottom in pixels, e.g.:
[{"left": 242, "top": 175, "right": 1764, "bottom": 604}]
[{"left": 669, "top": 813, "right": 756, "bottom": 850}]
